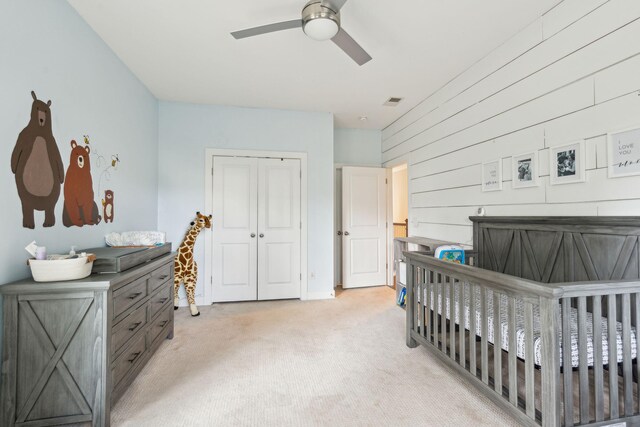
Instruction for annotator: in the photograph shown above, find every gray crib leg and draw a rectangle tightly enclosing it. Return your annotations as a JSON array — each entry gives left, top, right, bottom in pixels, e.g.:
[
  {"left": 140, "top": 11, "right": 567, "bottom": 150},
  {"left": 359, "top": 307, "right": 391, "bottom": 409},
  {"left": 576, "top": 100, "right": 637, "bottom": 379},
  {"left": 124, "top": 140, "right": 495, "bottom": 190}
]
[{"left": 406, "top": 261, "right": 418, "bottom": 348}]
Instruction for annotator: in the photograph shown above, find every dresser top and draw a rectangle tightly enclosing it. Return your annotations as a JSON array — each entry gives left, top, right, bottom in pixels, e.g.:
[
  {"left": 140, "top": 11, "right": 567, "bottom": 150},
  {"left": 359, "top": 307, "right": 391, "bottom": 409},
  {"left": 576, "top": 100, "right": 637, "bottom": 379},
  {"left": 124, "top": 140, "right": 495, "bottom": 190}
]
[{"left": 0, "top": 253, "right": 175, "bottom": 295}]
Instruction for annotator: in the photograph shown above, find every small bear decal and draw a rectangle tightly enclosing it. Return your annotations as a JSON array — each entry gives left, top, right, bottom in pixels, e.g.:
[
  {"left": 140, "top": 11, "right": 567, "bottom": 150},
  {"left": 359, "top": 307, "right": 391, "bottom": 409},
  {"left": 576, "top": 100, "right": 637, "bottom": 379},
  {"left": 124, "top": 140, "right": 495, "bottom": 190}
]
[
  {"left": 10, "top": 91, "right": 64, "bottom": 228},
  {"left": 62, "top": 140, "right": 101, "bottom": 227},
  {"left": 102, "top": 190, "right": 114, "bottom": 223}
]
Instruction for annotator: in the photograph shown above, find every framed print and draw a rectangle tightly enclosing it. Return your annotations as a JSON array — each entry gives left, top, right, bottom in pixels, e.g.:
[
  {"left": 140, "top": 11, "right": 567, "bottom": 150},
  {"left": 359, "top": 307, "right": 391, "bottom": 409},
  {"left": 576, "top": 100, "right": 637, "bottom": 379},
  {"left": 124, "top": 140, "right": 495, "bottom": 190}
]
[
  {"left": 512, "top": 152, "right": 538, "bottom": 188},
  {"left": 608, "top": 126, "right": 640, "bottom": 178},
  {"left": 549, "top": 140, "right": 585, "bottom": 185},
  {"left": 482, "top": 159, "right": 502, "bottom": 192}
]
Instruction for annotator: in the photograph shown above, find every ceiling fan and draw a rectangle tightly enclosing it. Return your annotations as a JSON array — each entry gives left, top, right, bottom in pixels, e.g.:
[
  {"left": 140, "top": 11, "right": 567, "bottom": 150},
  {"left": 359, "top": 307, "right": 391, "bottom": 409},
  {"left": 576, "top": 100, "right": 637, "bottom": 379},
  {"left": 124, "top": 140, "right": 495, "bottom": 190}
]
[{"left": 231, "top": 0, "right": 372, "bottom": 66}]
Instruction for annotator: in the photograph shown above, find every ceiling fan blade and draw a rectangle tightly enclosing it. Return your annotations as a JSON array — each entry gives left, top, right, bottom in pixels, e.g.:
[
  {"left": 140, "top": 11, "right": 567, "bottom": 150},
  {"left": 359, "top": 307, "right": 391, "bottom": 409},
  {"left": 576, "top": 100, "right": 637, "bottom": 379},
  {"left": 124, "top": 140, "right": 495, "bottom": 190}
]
[
  {"left": 231, "top": 19, "right": 302, "bottom": 39},
  {"left": 331, "top": 28, "right": 372, "bottom": 66},
  {"left": 324, "top": 0, "right": 348, "bottom": 11}
]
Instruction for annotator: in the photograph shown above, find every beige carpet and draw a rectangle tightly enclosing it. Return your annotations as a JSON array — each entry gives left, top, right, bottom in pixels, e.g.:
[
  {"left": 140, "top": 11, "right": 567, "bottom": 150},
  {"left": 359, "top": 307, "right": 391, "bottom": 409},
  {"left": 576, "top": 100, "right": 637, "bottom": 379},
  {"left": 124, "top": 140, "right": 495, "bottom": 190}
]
[{"left": 112, "top": 286, "right": 520, "bottom": 426}]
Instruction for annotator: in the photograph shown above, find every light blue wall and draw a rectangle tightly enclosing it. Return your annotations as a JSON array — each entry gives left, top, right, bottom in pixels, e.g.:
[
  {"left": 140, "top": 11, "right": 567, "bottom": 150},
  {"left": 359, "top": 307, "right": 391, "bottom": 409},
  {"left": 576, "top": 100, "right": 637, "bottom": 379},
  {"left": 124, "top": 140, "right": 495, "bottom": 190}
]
[
  {"left": 0, "top": 1, "right": 159, "bottom": 357},
  {"left": 334, "top": 128, "right": 382, "bottom": 166},
  {"left": 158, "top": 102, "right": 335, "bottom": 300}
]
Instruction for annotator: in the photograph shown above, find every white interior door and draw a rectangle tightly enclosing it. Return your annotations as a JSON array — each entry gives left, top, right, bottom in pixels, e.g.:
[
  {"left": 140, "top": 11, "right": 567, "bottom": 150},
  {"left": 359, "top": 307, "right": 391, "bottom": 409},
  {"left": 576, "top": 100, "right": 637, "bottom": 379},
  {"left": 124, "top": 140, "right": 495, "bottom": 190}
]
[
  {"left": 257, "top": 158, "right": 301, "bottom": 300},
  {"left": 342, "top": 166, "right": 387, "bottom": 288},
  {"left": 212, "top": 157, "right": 258, "bottom": 302},
  {"left": 334, "top": 168, "right": 342, "bottom": 287}
]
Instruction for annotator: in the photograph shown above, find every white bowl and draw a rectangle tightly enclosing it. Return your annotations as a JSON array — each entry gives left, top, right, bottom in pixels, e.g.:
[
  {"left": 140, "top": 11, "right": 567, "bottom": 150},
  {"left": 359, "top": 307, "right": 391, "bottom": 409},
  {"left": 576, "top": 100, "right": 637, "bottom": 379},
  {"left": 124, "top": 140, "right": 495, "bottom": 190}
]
[{"left": 28, "top": 255, "right": 94, "bottom": 282}]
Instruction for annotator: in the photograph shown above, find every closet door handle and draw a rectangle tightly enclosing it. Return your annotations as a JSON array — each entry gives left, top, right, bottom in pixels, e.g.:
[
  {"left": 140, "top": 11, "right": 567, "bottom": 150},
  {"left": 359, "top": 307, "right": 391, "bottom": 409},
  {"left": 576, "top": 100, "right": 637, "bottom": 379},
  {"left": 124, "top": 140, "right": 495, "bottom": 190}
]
[
  {"left": 250, "top": 233, "right": 256, "bottom": 238},
  {"left": 259, "top": 234, "right": 264, "bottom": 238},
  {"left": 344, "top": 231, "right": 350, "bottom": 236}
]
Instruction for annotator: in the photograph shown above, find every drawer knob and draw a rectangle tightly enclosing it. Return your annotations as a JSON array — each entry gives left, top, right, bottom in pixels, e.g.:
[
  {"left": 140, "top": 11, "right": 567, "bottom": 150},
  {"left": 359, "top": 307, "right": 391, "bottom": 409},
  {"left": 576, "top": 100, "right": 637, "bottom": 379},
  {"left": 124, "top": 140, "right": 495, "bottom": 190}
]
[
  {"left": 159, "top": 320, "right": 169, "bottom": 328},
  {"left": 128, "top": 292, "right": 143, "bottom": 300},
  {"left": 128, "top": 321, "right": 142, "bottom": 331},
  {"left": 128, "top": 351, "right": 142, "bottom": 364},
  {"left": 158, "top": 275, "right": 169, "bottom": 280},
  {"left": 159, "top": 298, "right": 169, "bottom": 304}
]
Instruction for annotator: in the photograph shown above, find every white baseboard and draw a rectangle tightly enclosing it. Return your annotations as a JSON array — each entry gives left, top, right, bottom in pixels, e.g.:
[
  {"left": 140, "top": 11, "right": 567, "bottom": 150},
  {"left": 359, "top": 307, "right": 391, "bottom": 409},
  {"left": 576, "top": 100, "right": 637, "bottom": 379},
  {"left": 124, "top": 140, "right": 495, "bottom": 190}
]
[{"left": 304, "top": 290, "right": 336, "bottom": 300}]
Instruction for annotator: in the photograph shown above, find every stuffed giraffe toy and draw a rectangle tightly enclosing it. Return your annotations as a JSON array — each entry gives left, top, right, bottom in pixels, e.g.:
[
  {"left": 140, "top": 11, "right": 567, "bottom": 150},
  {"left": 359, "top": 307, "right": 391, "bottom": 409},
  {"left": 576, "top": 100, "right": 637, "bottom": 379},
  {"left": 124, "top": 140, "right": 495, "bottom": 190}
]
[{"left": 174, "top": 211, "right": 212, "bottom": 316}]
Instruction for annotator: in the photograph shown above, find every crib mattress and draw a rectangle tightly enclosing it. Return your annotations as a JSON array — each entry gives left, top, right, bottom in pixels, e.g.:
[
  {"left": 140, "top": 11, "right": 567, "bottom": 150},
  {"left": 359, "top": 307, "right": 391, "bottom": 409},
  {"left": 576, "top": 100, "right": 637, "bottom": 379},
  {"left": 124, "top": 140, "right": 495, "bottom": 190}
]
[{"left": 421, "top": 286, "right": 637, "bottom": 367}]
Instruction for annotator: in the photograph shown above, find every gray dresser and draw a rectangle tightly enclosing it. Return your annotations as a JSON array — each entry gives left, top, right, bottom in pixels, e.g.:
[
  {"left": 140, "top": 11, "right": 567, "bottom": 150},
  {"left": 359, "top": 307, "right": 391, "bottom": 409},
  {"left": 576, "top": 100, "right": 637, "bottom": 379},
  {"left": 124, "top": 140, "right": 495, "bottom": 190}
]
[{"left": 0, "top": 253, "right": 175, "bottom": 427}]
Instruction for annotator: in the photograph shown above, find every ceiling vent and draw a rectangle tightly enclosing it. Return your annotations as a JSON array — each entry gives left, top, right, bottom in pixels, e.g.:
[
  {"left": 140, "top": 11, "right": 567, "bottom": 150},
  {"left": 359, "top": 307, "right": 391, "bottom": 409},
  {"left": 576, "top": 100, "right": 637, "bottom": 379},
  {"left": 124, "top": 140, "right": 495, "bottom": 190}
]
[{"left": 384, "top": 97, "right": 403, "bottom": 106}]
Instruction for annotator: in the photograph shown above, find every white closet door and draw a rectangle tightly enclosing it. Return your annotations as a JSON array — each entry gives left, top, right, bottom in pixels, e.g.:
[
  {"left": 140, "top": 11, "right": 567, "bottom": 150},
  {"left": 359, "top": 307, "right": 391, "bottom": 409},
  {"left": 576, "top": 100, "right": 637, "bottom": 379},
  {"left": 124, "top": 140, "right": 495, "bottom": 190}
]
[
  {"left": 257, "top": 158, "right": 301, "bottom": 300},
  {"left": 212, "top": 157, "right": 258, "bottom": 302},
  {"left": 342, "top": 166, "right": 387, "bottom": 288}
]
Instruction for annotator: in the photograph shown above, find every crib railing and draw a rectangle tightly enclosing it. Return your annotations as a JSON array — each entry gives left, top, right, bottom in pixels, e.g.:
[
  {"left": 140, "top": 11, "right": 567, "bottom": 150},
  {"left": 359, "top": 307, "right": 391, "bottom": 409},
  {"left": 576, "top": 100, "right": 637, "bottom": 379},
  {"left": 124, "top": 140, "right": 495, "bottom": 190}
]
[{"left": 405, "top": 251, "right": 640, "bottom": 427}]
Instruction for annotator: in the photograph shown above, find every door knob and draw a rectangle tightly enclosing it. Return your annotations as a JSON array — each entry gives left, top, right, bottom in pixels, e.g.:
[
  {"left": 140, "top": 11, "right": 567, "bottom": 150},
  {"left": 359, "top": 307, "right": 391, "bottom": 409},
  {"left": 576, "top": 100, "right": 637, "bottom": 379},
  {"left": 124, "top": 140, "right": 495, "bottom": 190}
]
[
  {"left": 259, "top": 233, "right": 265, "bottom": 238},
  {"left": 344, "top": 231, "right": 350, "bottom": 236},
  {"left": 250, "top": 233, "right": 256, "bottom": 238},
  {"left": 337, "top": 231, "right": 342, "bottom": 236}
]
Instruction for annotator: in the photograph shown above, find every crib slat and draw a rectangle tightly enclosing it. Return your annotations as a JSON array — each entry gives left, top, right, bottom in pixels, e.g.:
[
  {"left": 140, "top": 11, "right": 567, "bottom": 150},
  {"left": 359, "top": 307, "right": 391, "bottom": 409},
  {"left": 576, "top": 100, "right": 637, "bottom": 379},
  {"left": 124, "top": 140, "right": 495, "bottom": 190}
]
[
  {"left": 593, "top": 295, "right": 604, "bottom": 422},
  {"left": 470, "top": 283, "right": 477, "bottom": 378},
  {"left": 525, "top": 301, "right": 535, "bottom": 419},
  {"left": 622, "top": 293, "right": 633, "bottom": 416},
  {"left": 540, "top": 297, "right": 561, "bottom": 427},
  {"left": 426, "top": 270, "right": 433, "bottom": 343},
  {"left": 608, "top": 294, "right": 619, "bottom": 419},
  {"left": 413, "top": 267, "right": 424, "bottom": 338},
  {"left": 578, "top": 296, "right": 589, "bottom": 423},
  {"left": 442, "top": 277, "right": 448, "bottom": 355},
  {"left": 493, "top": 291, "right": 502, "bottom": 394},
  {"left": 419, "top": 269, "right": 425, "bottom": 338},
  {"left": 508, "top": 297, "right": 517, "bottom": 407},
  {"left": 450, "top": 278, "right": 456, "bottom": 361},
  {"left": 481, "top": 287, "right": 489, "bottom": 385},
  {"left": 435, "top": 276, "right": 440, "bottom": 350},
  {"left": 459, "top": 282, "right": 466, "bottom": 370},
  {"left": 635, "top": 293, "right": 640, "bottom": 412},
  {"left": 562, "top": 298, "right": 574, "bottom": 426}
]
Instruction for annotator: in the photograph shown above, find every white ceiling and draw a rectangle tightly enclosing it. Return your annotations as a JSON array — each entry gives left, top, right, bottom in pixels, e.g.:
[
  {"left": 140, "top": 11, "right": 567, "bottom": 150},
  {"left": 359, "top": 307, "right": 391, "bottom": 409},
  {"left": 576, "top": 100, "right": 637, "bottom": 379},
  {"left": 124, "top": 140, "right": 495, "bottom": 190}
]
[{"left": 68, "top": 0, "right": 560, "bottom": 130}]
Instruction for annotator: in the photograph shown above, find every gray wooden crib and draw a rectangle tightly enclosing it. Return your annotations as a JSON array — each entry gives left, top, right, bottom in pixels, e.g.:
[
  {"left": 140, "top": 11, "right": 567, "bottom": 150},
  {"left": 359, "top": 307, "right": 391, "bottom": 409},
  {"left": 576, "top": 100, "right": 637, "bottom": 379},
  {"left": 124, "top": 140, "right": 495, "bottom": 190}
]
[{"left": 404, "top": 217, "right": 640, "bottom": 427}]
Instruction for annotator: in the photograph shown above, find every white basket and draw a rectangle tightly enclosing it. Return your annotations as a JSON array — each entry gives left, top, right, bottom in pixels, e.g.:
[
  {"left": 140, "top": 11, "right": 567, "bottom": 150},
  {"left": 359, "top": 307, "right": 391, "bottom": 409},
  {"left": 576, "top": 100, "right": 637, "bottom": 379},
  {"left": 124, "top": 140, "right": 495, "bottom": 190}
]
[{"left": 28, "top": 255, "right": 94, "bottom": 282}]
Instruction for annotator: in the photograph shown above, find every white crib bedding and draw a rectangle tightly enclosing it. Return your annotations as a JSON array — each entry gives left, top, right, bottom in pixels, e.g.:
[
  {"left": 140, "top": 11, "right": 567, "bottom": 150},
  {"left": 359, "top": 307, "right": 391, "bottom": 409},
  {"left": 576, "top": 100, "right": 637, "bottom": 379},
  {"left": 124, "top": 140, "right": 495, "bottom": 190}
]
[{"left": 420, "top": 285, "right": 638, "bottom": 368}]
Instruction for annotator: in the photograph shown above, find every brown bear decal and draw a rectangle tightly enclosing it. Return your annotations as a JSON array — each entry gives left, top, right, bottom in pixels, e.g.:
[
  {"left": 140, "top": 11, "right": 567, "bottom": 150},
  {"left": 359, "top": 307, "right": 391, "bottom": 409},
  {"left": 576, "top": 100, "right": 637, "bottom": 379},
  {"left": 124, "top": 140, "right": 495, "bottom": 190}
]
[
  {"left": 102, "top": 190, "right": 114, "bottom": 223},
  {"left": 62, "top": 140, "right": 101, "bottom": 227},
  {"left": 10, "top": 91, "right": 64, "bottom": 228}
]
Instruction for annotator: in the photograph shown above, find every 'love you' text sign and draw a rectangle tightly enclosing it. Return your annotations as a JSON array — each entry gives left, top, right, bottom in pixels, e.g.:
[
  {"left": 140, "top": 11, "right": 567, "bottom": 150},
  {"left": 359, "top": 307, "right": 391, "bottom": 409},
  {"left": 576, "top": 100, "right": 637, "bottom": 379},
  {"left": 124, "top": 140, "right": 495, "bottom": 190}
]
[{"left": 609, "top": 127, "right": 640, "bottom": 178}]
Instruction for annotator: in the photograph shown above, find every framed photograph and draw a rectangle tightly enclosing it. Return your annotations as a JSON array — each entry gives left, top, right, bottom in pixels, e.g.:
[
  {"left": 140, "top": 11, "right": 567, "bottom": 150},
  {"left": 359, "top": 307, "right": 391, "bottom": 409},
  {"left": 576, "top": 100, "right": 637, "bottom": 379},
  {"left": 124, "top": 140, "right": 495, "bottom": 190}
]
[
  {"left": 549, "top": 140, "right": 585, "bottom": 185},
  {"left": 482, "top": 159, "right": 502, "bottom": 192},
  {"left": 608, "top": 126, "right": 640, "bottom": 178},
  {"left": 512, "top": 152, "right": 538, "bottom": 188}
]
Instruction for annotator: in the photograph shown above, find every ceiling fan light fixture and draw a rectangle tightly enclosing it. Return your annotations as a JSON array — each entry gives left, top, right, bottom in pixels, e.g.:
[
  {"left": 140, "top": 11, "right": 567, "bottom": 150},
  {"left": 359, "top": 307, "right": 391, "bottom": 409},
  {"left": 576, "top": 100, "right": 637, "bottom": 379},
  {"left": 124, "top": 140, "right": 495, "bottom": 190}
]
[
  {"left": 303, "top": 18, "right": 339, "bottom": 41},
  {"left": 302, "top": 1, "right": 340, "bottom": 41}
]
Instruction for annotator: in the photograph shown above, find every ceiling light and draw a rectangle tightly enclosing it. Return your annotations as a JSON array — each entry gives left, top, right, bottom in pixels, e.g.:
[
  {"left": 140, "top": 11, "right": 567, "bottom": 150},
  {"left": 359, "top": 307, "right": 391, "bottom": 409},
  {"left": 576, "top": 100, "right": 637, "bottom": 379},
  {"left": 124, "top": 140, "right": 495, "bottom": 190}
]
[
  {"left": 359, "top": 116, "right": 368, "bottom": 122},
  {"left": 302, "top": 1, "right": 340, "bottom": 41}
]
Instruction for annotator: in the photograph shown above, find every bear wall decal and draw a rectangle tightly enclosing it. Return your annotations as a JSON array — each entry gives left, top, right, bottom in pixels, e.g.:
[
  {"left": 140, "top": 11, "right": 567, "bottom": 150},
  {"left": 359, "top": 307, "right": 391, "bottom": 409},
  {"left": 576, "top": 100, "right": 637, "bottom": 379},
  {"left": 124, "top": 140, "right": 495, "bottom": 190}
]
[
  {"left": 10, "top": 91, "right": 65, "bottom": 228},
  {"left": 62, "top": 140, "right": 102, "bottom": 227},
  {"left": 102, "top": 190, "right": 114, "bottom": 223}
]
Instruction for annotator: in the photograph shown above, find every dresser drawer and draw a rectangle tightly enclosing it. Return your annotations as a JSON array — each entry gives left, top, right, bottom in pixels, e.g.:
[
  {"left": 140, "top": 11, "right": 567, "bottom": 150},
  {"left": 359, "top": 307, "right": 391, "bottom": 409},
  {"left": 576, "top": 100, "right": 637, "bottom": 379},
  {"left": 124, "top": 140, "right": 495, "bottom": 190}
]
[
  {"left": 113, "top": 275, "right": 148, "bottom": 319},
  {"left": 149, "top": 263, "right": 172, "bottom": 292},
  {"left": 112, "top": 303, "right": 148, "bottom": 356},
  {"left": 149, "top": 284, "right": 172, "bottom": 320},
  {"left": 112, "top": 334, "right": 146, "bottom": 388},
  {"left": 147, "top": 304, "right": 173, "bottom": 346}
]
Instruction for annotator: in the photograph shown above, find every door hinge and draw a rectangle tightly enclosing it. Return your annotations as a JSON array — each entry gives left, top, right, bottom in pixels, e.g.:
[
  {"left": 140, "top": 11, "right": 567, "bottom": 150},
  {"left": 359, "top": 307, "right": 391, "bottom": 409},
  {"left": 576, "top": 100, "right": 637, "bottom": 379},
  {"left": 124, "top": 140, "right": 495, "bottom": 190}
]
[
  {"left": 300, "top": 170, "right": 302, "bottom": 179},
  {"left": 385, "top": 178, "right": 388, "bottom": 184},
  {"left": 211, "top": 167, "right": 214, "bottom": 176},
  {"left": 300, "top": 273, "right": 302, "bottom": 280},
  {"left": 300, "top": 221, "right": 302, "bottom": 229},
  {"left": 386, "top": 222, "right": 388, "bottom": 229}
]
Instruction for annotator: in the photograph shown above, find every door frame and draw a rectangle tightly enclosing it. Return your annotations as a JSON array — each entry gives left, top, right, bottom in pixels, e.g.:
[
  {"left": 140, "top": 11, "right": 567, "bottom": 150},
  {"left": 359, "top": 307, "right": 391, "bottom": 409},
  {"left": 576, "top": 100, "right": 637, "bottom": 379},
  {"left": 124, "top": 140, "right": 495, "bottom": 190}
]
[
  {"left": 385, "top": 159, "right": 409, "bottom": 290},
  {"left": 204, "top": 148, "right": 308, "bottom": 304}
]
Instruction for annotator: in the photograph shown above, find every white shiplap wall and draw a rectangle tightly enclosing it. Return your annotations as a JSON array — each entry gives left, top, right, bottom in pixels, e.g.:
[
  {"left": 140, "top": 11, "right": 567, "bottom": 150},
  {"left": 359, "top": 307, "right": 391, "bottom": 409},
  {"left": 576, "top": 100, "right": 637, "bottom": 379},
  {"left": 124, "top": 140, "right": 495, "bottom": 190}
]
[{"left": 382, "top": 0, "right": 640, "bottom": 246}]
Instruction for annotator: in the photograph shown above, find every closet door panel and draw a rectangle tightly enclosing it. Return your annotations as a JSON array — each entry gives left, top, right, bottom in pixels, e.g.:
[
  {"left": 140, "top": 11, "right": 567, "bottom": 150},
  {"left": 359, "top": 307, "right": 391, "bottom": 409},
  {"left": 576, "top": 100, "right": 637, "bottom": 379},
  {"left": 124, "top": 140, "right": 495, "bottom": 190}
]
[
  {"left": 258, "top": 159, "right": 301, "bottom": 300},
  {"left": 212, "top": 157, "right": 258, "bottom": 302}
]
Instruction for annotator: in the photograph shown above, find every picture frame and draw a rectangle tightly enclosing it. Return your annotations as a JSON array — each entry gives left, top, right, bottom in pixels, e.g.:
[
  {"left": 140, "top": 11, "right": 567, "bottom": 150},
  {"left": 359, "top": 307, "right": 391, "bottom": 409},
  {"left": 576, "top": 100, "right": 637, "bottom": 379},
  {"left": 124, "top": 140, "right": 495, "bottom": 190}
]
[
  {"left": 607, "top": 126, "right": 640, "bottom": 178},
  {"left": 481, "top": 159, "right": 502, "bottom": 192},
  {"left": 549, "top": 140, "right": 585, "bottom": 185},
  {"left": 511, "top": 152, "right": 538, "bottom": 189}
]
